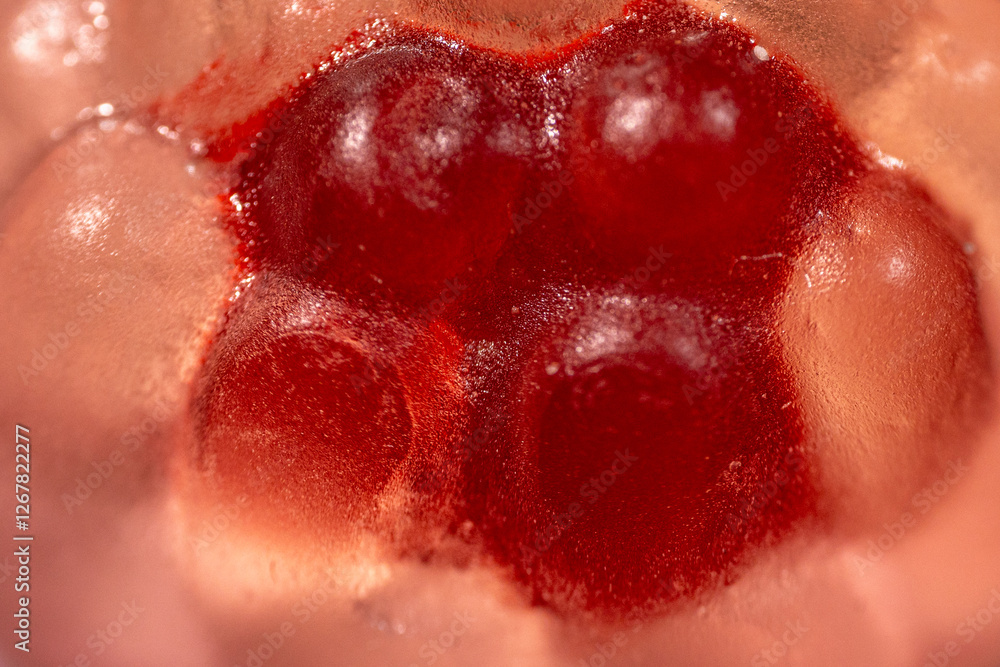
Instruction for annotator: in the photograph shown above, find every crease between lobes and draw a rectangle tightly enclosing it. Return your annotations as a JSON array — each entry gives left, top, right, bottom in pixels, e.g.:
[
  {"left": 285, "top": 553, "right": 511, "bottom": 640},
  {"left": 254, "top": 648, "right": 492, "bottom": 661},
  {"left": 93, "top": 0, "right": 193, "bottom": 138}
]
[{"left": 180, "top": 0, "right": 989, "bottom": 617}]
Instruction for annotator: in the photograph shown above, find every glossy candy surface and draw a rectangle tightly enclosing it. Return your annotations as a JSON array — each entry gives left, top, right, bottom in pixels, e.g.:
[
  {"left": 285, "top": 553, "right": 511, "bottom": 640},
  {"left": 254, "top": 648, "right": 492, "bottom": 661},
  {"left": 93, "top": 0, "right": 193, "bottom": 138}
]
[{"left": 190, "top": 0, "right": 973, "bottom": 615}]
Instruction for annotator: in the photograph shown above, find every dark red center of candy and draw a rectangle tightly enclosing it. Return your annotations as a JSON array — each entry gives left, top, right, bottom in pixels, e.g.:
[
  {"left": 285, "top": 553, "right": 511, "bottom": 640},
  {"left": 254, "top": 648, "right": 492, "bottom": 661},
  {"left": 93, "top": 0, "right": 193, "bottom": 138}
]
[{"left": 194, "top": 0, "right": 869, "bottom": 614}]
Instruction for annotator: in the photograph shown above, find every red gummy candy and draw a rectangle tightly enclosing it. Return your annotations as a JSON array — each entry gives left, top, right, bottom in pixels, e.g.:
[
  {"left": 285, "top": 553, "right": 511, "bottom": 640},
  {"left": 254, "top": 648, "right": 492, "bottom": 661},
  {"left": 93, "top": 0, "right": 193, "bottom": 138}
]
[{"left": 187, "top": 0, "right": 941, "bottom": 617}]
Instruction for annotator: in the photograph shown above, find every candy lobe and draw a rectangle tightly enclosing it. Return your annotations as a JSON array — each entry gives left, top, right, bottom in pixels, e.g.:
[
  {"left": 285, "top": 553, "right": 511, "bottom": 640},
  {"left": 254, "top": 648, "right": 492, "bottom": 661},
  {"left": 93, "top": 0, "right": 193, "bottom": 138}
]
[
  {"left": 192, "top": 282, "right": 415, "bottom": 528},
  {"left": 458, "top": 282, "right": 812, "bottom": 612},
  {"left": 558, "top": 1, "right": 863, "bottom": 271},
  {"left": 782, "top": 169, "right": 992, "bottom": 525},
  {"left": 249, "top": 34, "right": 534, "bottom": 304},
  {"left": 181, "top": 0, "right": 990, "bottom": 618}
]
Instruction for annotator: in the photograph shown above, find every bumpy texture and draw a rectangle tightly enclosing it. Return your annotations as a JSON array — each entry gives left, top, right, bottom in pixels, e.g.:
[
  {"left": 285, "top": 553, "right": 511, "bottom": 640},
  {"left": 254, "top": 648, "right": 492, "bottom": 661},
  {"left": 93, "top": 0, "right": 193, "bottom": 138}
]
[{"left": 187, "top": 0, "right": 981, "bottom": 615}]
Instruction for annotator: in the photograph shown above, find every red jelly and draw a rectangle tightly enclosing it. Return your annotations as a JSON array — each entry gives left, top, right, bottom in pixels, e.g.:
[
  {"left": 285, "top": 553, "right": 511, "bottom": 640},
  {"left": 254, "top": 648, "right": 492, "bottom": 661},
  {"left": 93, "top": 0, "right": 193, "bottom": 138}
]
[
  {"left": 246, "top": 29, "right": 536, "bottom": 305},
  {"left": 558, "top": 3, "right": 861, "bottom": 269},
  {"left": 189, "top": 0, "right": 929, "bottom": 616},
  {"left": 193, "top": 274, "right": 469, "bottom": 531}
]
